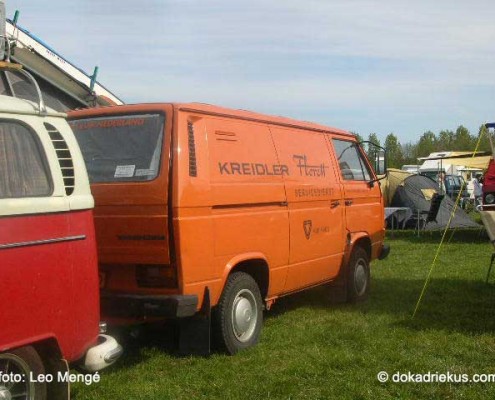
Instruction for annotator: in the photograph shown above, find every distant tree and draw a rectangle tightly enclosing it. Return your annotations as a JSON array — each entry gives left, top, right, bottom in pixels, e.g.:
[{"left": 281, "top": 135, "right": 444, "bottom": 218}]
[
  {"left": 416, "top": 131, "right": 437, "bottom": 158},
  {"left": 374, "top": 124, "right": 494, "bottom": 165},
  {"left": 452, "top": 125, "right": 474, "bottom": 151},
  {"left": 384, "top": 133, "right": 404, "bottom": 169},
  {"left": 437, "top": 130, "right": 454, "bottom": 151},
  {"left": 368, "top": 133, "right": 380, "bottom": 146},
  {"left": 367, "top": 133, "right": 381, "bottom": 160},
  {"left": 477, "top": 124, "right": 492, "bottom": 153},
  {"left": 401, "top": 142, "right": 418, "bottom": 165}
]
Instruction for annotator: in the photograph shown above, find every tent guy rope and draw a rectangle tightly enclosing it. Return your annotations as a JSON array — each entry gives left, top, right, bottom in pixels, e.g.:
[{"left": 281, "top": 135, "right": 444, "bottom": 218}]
[{"left": 412, "top": 129, "right": 486, "bottom": 318}]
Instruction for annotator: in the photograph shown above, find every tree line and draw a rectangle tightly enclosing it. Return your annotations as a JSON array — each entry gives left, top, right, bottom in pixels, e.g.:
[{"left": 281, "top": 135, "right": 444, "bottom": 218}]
[{"left": 355, "top": 125, "right": 492, "bottom": 169}]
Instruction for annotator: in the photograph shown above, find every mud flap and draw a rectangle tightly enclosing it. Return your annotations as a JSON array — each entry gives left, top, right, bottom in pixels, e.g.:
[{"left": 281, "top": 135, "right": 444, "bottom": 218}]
[{"left": 177, "top": 287, "right": 211, "bottom": 356}]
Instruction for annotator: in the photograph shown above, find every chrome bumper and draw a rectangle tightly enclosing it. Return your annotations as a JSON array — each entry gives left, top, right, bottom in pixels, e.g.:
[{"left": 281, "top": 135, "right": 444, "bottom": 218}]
[{"left": 81, "top": 334, "right": 123, "bottom": 372}]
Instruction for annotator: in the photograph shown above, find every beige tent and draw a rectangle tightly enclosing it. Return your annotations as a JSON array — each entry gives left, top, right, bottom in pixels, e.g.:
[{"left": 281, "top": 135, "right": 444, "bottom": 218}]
[{"left": 380, "top": 168, "right": 413, "bottom": 207}]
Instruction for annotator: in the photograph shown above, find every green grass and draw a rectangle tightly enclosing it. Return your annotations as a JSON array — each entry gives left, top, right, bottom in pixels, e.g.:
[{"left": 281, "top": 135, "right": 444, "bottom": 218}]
[{"left": 73, "top": 229, "right": 495, "bottom": 400}]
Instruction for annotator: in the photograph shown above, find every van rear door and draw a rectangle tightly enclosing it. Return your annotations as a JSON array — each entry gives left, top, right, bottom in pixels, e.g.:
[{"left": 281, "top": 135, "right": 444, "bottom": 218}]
[{"left": 70, "top": 110, "right": 172, "bottom": 288}]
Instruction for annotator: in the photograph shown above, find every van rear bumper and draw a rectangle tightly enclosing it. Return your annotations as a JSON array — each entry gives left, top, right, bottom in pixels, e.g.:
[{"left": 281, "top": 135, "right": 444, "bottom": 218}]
[{"left": 101, "top": 292, "right": 198, "bottom": 319}]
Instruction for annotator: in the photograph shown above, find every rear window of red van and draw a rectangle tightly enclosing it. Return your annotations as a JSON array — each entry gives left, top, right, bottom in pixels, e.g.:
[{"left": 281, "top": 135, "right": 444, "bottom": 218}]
[{"left": 70, "top": 114, "right": 164, "bottom": 183}]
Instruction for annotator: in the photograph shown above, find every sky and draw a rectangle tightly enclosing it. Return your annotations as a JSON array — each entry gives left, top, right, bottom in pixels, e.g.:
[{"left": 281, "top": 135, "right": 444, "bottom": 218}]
[{"left": 6, "top": 1, "right": 495, "bottom": 143}]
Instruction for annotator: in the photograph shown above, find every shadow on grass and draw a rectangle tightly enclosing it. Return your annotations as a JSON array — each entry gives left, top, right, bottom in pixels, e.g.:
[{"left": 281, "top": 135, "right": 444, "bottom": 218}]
[
  {"left": 267, "top": 284, "right": 348, "bottom": 318},
  {"left": 373, "top": 276, "right": 495, "bottom": 334},
  {"left": 267, "top": 274, "right": 495, "bottom": 335},
  {"left": 94, "top": 321, "right": 187, "bottom": 374}
]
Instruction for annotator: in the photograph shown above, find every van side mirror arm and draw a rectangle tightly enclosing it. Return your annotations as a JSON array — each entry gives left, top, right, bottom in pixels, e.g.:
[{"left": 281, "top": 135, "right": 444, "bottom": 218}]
[{"left": 358, "top": 141, "right": 388, "bottom": 185}]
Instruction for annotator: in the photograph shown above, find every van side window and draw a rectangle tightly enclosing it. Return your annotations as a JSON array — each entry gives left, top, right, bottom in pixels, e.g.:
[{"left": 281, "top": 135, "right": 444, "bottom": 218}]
[
  {"left": 332, "top": 139, "right": 371, "bottom": 181},
  {"left": 0, "top": 121, "right": 51, "bottom": 198}
]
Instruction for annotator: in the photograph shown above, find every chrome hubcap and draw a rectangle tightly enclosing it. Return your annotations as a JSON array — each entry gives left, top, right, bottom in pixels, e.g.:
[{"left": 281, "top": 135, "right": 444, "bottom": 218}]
[
  {"left": 0, "top": 354, "right": 34, "bottom": 400},
  {"left": 232, "top": 289, "right": 258, "bottom": 342},
  {"left": 354, "top": 259, "right": 368, "bottom": 296},
  {"left": 0, "top": 386, "right": 12, "bottom": 400}
]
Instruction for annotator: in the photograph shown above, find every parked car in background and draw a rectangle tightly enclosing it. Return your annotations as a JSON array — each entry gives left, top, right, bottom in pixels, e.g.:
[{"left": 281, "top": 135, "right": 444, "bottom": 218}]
[
  {"left": 68, "top": 102, "right": 389, "bottom": 355},
  {"left": 0, "top": 86, "right": 122, "bottom": 400},
  {"left": 444, "top": 174, "right": 469, "bottom": 203}
]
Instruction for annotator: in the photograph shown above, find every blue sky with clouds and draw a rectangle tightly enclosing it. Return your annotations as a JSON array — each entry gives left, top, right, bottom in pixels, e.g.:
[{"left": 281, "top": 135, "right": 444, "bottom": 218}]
[{"left": 6, "top": 1, "right": 495, "bottom": 143}]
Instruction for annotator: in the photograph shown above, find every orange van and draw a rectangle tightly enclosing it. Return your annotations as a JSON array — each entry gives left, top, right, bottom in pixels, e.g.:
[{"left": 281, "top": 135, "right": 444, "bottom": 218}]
[{"left": 68, "top": 103, "right": 389, "bottom": 354}]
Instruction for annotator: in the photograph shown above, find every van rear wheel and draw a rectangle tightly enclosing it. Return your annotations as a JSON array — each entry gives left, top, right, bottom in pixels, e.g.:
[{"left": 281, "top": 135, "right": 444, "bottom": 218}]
[
  {"left": 347, "top": 246, "right": 370, "bottom": 302},
  {"left": 213, "top": 272, "right": 263, "bottom": 355},
  {"left": 0, "top": 346, "right": 47, "bottom": 400}
]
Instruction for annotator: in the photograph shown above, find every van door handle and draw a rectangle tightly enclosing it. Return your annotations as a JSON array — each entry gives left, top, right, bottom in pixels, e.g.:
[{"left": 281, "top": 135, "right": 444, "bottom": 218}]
[
  {"left": 330, "top": 200, "right": 340, "bottom": 208},
  {"left": 345, "top": 200, "right": 353, "bottom": 206}
]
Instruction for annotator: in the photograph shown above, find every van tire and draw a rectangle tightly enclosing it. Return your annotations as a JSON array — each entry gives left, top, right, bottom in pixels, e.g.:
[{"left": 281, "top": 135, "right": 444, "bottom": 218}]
[
  {"left": 0, "top": 346, "right": 47, "bottom": 400},
  {"left": 213, "top": 272, "right": 263, "bottom": 355},
  {"left": 347, "top": 246, "right": 370, "bottom": 303}
]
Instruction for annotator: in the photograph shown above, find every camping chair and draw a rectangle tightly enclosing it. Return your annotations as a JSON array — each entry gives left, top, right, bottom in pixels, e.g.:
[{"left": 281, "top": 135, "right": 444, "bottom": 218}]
[
  {"left": 415, "top": 193, "right": 445, "bottom": 236},
  {"left": 479, "top": 210, "right": 495, "bottom": 283}
]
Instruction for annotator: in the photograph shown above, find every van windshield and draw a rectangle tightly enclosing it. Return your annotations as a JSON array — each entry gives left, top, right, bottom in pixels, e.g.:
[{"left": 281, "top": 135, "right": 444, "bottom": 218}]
[{"left": 70, "top": 114, "right": 164, "bottom": 183}]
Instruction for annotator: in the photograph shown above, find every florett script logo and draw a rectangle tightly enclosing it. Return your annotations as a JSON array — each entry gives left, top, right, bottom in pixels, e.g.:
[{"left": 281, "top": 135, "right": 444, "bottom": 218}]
[{"left": 293, "top": 155, "right": 328, "bottom": 177}]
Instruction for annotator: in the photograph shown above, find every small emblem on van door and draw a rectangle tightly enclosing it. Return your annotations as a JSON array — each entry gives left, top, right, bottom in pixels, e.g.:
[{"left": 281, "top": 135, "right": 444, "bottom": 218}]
[{"left": 303, "top": 220, "right": 312, "bottom": 240}]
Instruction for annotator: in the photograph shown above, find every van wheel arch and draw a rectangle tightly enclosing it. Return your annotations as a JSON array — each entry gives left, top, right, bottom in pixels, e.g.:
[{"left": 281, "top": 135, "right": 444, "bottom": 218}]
[
  {"left": 224, "top": 258, "right": 270, "bottom": 301},
  {"left": 352, "top": 236, "right": 372, "bottom": 261}
]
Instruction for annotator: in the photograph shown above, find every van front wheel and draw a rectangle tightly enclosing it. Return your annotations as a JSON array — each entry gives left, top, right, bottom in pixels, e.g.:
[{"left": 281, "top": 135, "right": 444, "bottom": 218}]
[
  {"left": 347, "top": 246, "right": 370, "bottom": 302},
  {"left": 0, "top": 346, "right": 47, "bottom": 400},
  {"left": 213, "top": 272, "right": 263, "bottom": 355}
]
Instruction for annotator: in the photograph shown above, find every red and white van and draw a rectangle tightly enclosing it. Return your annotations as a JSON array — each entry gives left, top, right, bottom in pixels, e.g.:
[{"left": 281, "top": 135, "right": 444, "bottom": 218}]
[{"left": 0, "top": 88, "right": 122, "bottom": 399}]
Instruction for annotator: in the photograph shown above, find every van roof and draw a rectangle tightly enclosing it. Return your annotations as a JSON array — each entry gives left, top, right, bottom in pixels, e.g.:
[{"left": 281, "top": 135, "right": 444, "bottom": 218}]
[
  {"left": 0, "top": 94, "right": 65, "bottom": 118},
  {"left": 68, "top": 102, "right": 354, "bottom": 137}
]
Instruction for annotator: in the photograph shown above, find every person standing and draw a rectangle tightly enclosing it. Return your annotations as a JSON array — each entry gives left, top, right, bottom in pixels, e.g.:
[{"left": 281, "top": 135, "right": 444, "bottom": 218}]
[
  {"left": 438, "top": 171, "right": 446, "bottom": 195},
  {"left": 472, "top": 174, "right": 483, "bottom": 206}
]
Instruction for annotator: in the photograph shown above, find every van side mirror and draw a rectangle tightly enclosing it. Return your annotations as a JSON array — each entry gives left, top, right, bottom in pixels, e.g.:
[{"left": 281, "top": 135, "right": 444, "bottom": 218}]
[{"left": 359, "top": 141, "right": 387, "bottom": 181}]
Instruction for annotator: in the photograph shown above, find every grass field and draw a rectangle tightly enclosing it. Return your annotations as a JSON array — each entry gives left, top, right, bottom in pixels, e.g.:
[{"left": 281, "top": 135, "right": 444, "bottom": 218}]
[{"left": 73, "top": 228, "right": 495, "bottom": 400}]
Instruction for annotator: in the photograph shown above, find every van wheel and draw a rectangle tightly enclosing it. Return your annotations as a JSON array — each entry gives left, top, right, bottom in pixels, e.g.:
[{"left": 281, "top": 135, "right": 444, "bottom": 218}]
[
  {"left": 347, "top": 246, "right": 370, "bottom": 302},
  {"left": 0, "top": 346, "right": 47, "bottom": 400},
  {"left": 213, "top": 272, "right": 263, "bottom": 355}
]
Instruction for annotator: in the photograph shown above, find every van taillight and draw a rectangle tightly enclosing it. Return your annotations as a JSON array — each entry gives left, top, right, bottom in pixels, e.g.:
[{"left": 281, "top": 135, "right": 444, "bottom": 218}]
[{"left": 136, "top": 265, "right": 177, "bottom": 288}]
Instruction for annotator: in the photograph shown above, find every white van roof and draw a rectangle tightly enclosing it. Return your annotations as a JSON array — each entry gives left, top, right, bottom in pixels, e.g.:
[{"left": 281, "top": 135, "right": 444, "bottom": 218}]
[{"left": 0, "top": 94, "right": 66, "bottom": 118}]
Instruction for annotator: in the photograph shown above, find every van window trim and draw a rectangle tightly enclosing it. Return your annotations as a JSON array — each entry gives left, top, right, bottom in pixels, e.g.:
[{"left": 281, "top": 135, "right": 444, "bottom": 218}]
[
  {"left": 69, "top": 111, "right": 167, "bottom": 185},
  {"left": 0, "top": 118, "right": 54, "bottom": 199}
]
